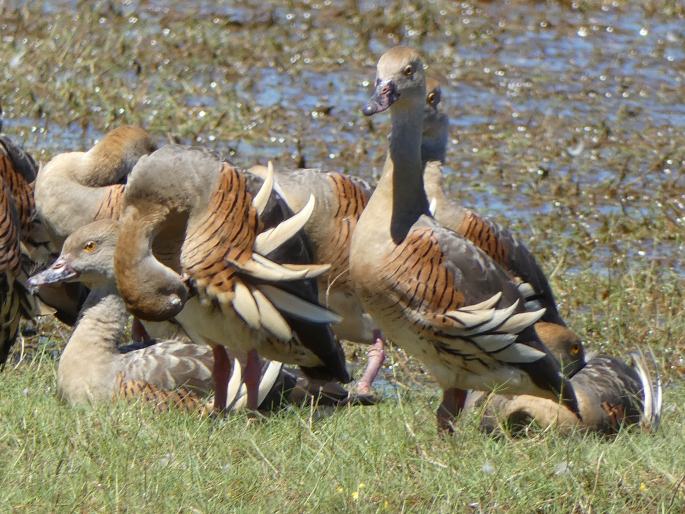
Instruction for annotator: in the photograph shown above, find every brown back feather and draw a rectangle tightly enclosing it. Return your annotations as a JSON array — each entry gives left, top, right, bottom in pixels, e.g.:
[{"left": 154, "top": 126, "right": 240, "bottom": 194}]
[{"left": 182, "top": 163, "right": 258, "bottom": 296}]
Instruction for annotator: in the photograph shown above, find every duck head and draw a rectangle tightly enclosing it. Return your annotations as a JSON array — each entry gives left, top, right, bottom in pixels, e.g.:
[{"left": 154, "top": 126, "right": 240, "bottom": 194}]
[{"left": 363, "top": 46, "right": 426, "bottom": 116}]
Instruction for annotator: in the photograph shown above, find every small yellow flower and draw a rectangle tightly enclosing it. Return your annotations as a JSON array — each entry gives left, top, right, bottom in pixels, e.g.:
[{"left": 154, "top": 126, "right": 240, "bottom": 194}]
[
  {"left": 351, "top": 491, "right": 359, "bottom": 501},
  {"left": 336, "top": 486, "right": 344, "bottom": 493},
  {"left": 358, "top": 483, "right": 366, "bottom": 489},
  {"left": 639, "top": 482, "right": 647, "bottom": 492},
  {"left": 383, "top": 500, "right": 389, "bottom": 509}
]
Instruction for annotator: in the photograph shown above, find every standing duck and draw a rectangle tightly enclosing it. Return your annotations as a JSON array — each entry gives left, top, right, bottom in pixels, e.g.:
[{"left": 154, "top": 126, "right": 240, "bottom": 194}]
[
  {"left": 113, "top": 145, "right": 350, "bottom": 411},
  {"left": 350, "top": 46, "right": 579, "bottom": 431},
  {"left": 28, "top": 219, "right": 290, "bottom": 411},
  {"left": 240, "top": 76, "right": 453, "bottom": 396}
]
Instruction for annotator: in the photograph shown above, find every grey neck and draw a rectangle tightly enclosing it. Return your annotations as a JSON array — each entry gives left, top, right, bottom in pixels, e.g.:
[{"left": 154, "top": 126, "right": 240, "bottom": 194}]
[
  {"left": 385, "top": 100, "right": 430, "bottom": 243},
  {"left": 71, "top": 286, "right": 128, "bottom": 355}
]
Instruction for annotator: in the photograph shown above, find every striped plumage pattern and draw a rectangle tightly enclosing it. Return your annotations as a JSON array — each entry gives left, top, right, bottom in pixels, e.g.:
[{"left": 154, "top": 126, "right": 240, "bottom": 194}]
[
  {"left": 316, "top": 173, "right": 369, "bottom": 290},
  {"left": 456, "top": 211, "right": 509, "bottom": 270},
  {"left": 115, "top": 146, "right": 350, "bottom": 383},
  {"left": 183, "top": 163, "right": 257, "bottom": 299},
  {"left": 380, "top": 227, "right": 465, "bottom": 313},
  {"left": 116, "top": 373, "right": 209, "bottom": 414},
  {"left": 0, "top": 136, "right": 38, "bottom": 364},
  {"left": 93, "top": 184, "right": 126, "bottom": 221}
]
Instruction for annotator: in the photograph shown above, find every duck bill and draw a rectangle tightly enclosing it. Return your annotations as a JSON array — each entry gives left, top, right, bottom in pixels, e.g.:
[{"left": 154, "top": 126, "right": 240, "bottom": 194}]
[
  {"left": 27, "top": 257, "right": 79, "bottom": 291},
  {"left": 362, "top": 79, "right": 399, "bottom": 116}
]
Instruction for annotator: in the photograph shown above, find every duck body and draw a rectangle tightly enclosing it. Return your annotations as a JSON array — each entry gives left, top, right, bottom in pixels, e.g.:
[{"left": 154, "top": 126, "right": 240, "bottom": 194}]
[
  {"left": 57, "top": 290, "right": 213, "bottom": 406},
  {"left": 479, "top": 351, "right": 661, "bottom": 435},
  {"left": 0, "top": 134, "right": 39, "bottom": 363},
  {"left": 350, "top": 47, "right": 578, "bottom": 424},
  {"left": 114, "top": 145, "right": 350, "bottom": 387}
]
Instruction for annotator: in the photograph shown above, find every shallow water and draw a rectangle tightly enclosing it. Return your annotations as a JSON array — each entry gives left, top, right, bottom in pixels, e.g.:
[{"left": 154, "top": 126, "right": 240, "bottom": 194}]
[{"left": 1, "top": 0, "right": 683, "bottom": 279}]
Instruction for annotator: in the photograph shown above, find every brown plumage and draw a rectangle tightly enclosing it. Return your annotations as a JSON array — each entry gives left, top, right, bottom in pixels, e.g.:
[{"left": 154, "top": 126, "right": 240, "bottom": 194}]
[
  {"left": 0, "top": 135, "right": 39, "bottom": 364},
  {"left": 116, "top": 374, "right": 208, "bottom": 414},
  {"left": 28, "top": 218, "right": 296, "bottom": 412},
  {"left": 114, "top": 145, "right": 350, "bottom": 411},
  {"left": 351, "top": 47, "right": 579, "bottom": 431}
]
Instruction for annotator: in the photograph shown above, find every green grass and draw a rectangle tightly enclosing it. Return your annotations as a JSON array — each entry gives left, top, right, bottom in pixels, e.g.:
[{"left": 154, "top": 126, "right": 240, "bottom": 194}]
[
  {"left": 1, "top": 1, "right": 684, "bottom": 512},
  {"left": 1, "top": 349, "right": 684, "bottom": 513}
]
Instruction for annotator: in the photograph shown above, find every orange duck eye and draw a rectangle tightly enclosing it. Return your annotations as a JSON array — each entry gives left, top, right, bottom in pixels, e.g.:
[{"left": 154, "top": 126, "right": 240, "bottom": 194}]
[
  {"left": 403, "top": 65, "right": 413, "bottom": 77},
  {"left": 83, "top": 241, "right": 97, "bottom": 253}
]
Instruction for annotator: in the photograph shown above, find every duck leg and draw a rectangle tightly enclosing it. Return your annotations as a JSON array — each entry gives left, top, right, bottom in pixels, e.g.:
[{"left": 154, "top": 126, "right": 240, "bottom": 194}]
[
  {"left": 356, "top": 329, "right": 386, "bottom": 396},
  {"left": 437, "top": 387, "right": 467, "bottom": 433},
  {"left": 212, "top": 345, "right": 231, "bottom": 412},
  {"left": 245, "top": 349, "right": 262, "bottom": 411}
]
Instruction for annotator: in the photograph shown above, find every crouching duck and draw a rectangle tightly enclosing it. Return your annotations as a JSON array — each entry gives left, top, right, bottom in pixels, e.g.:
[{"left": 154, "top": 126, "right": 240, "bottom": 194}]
[{"left": 28, "top": 219, "right": 289, "bottom": 411}]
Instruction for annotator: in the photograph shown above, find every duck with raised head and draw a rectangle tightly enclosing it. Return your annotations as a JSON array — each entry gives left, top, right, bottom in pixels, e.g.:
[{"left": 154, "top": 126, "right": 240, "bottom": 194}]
[
  {"left": 113, "top": 145, "right": 351, "bottom": 412},
  {"left": 421, "top": 77, "right": 564, "bottom": 324},
  {"left": 241, "top": 76, "right": 454, "bottom": 397},
  {"left": 350, "top": 46, "right": 580, "bottom": 432},
  {"left": 28, "top": 219, "right": 292, "bottom": 411}
]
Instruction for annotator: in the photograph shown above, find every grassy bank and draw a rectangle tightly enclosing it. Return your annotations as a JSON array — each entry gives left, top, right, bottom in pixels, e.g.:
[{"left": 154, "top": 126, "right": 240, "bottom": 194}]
[{"left": 1, "top": 349, "right": 684, "bottom": 512}]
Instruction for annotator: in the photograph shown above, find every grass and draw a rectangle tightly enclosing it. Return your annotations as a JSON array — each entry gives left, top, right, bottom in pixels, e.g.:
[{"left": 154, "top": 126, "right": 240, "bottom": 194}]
[
  {"left": 1, "top": 1, "right": 684, "bottom": 512},
  {"left": 2, "top": 348, "right": 684, "bottom": 513}
]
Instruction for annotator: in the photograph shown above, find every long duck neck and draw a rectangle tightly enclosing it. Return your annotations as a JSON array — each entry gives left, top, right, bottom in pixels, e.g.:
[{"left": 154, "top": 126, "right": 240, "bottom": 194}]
[
  {"left": 67, "top": 286, "right": 128, "bottom": 357},
  {"left": 375, "top": 99, "right": 430, "bottom": 243}
]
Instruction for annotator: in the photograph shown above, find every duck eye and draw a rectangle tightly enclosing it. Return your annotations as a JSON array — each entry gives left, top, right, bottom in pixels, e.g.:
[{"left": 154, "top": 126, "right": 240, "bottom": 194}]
[
  {"left": 83, "top": 241, "right": 97, "bottom": 253},
  {"left": 403, "top": 65, "right": 413, "bottom": 77},
  {"left": 570, "top": 344, "right": 580, "bottom": 356},
  {"left": 427, "top": 92, "right": 437, "bottom": 105}
]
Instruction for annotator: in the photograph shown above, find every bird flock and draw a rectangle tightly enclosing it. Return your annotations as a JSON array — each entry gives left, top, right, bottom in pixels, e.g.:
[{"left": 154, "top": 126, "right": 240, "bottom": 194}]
[{"left": 0, "top": 46, "right": 662, "bottom": 436}]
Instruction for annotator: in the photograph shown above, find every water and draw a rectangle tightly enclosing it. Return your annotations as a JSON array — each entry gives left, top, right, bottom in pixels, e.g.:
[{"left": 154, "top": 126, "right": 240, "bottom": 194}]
[{"left": 1, "top": 1, "right": 683, "bottom": 278}]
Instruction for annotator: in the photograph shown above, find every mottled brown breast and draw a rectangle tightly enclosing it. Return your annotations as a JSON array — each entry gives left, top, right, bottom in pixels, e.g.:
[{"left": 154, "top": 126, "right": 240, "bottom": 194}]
[
  {"left": 182, "top": 163, "right": 259, "bottom": 296},
  {"left": 116, "top": 373, "right": 206, "bottom": 413},
  {"left": 93, "top": 184, "right": 126, "bottom": 221},
  {"left": 380, "top": 227, "right": 464, "bottom": 316},
  {"left": 457, "top": 211, "right": 508, "bottom": 270},
  {"left": 316, "top": 173, "right": 369, "bottom": 289},
  {"left": 0, "top": 152, "right": 35, "bottom": 237}
]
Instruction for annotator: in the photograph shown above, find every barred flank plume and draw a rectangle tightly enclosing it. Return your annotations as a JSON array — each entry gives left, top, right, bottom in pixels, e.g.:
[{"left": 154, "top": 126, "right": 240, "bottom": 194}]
[{"left": 116, "top": 373, "right": 209, "bottom": 414}]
